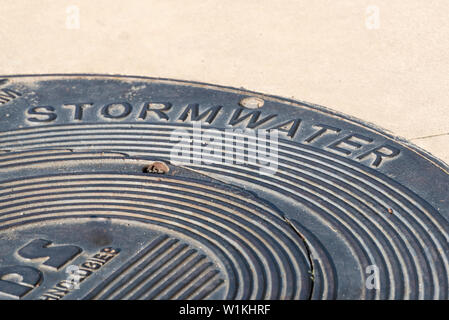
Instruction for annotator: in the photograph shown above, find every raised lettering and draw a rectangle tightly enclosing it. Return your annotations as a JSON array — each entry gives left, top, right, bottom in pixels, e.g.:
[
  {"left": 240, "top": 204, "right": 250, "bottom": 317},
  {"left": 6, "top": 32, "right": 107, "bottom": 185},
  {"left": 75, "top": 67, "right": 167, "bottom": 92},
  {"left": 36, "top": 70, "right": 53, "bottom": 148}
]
[
  {"left": 304, "top": 124, "right": 341, "bottom": 143},
  {"left": 178, "top": 104, "right": 222, "bottom": 124},
  {"left": 101, "top": 102, "right": 132, "bottom": 119},
  {"left": 0, "top": 88, "right": 21, "bottom": 105},
  {"left": 270, "top": 118, "right": 302, "bottom": 138},
  {"left": 139, "top": 102, "right": 172, "bottom": 120},
  {"left": 18, "top": 239, "right": 82, "bottom": 270},
  {"left": 63, "top": 103, "right": 93, "bottom": 120},
  {"left": 328, "top": 134, "right": 373, "bottom": 155},
  {"left": 0, "top": 266, "right": 42, "bottom": 299},
  {"left": 229, "top": 108, "right": 276, "bottom": 129},
  {"left": 357, "top": 144, "right": 400, "bottom": 167},
  {"left": 26, "top": 106, "right": 57, "bottom": 123}
]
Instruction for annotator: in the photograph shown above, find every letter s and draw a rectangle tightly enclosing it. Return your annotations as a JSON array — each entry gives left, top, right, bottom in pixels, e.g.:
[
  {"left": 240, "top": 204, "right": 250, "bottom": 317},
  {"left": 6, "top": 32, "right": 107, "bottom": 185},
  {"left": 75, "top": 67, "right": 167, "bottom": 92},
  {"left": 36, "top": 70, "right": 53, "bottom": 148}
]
[{"left": 27, "top": 106, "right": 57, "bottom": 123}]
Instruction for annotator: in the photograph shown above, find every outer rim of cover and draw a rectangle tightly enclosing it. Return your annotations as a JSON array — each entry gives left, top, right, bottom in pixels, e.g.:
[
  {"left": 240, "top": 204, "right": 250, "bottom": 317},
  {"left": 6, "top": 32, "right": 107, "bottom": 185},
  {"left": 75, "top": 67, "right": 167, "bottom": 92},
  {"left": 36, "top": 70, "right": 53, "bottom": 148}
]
[{"left": 1, "top": 73, "right": 448, "bottom": 176}]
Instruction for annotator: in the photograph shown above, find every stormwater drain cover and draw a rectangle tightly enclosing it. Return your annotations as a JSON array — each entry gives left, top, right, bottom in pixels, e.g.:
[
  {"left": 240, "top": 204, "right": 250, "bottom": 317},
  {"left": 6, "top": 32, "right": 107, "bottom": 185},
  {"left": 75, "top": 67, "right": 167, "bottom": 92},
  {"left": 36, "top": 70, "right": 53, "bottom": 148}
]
[{"left": 0, "top": 75, "right": 448, "bottom": 300}]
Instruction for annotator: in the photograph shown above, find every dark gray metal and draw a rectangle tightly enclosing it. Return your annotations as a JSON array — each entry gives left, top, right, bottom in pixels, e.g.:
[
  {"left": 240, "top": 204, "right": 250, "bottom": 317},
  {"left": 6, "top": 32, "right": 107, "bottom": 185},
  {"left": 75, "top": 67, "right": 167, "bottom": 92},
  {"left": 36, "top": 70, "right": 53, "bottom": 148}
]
[{"left": 0, "top": 74, "right": 448, "bottom": 300}]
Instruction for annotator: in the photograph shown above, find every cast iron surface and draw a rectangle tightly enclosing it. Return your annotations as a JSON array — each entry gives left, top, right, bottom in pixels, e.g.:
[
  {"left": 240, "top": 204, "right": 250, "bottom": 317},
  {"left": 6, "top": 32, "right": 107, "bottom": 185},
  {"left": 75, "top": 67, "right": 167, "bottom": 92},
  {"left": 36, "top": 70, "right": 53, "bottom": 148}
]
[{"left": 0, "top": 75, "right": 448, "bottom": 300}]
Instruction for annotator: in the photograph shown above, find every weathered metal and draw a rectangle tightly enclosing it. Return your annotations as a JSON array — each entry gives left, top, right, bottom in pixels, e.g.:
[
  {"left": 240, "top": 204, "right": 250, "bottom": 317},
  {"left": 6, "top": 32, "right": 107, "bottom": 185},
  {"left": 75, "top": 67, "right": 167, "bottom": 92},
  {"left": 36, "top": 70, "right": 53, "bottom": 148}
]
[{"left": 0, "top": 75, "right": 448, "bottom": 300}]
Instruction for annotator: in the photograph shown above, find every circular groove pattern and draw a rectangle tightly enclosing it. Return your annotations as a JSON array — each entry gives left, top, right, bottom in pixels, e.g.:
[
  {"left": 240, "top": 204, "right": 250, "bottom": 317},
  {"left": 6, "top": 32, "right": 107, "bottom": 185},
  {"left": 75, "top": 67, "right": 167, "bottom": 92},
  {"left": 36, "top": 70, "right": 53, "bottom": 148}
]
[
  {"left": 0, "top": 173, "right": 312, "bottom": 300},
  {"left": 2, "top": 123, "right": 448, "bottom": 299},
  {"left": 0, "top": 75, "right": 448, "bottom": 300}
]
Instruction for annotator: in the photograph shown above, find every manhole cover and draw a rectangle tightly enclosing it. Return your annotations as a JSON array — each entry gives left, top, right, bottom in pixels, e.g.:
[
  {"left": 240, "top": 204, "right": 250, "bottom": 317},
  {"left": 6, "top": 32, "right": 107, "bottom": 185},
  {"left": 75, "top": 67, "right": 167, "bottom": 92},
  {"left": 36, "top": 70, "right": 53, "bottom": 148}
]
[{"left": 0, "top": 75, "right": 448, "bottom": 300}]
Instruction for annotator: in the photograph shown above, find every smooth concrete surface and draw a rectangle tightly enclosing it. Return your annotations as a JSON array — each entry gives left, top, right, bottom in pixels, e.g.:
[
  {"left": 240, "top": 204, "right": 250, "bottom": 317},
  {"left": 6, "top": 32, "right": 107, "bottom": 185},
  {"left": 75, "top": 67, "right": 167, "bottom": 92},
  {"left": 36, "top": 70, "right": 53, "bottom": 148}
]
[{"left": 1, "top": 0, "right": 448, "bottom": 163}]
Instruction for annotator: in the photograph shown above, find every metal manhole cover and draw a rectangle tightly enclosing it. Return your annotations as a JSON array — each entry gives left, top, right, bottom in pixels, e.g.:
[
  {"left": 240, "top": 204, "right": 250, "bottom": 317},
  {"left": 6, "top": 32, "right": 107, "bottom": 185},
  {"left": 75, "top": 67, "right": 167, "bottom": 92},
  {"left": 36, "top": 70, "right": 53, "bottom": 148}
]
[{"left": 0, "top": 75, "right": 448, "bottom": 300}]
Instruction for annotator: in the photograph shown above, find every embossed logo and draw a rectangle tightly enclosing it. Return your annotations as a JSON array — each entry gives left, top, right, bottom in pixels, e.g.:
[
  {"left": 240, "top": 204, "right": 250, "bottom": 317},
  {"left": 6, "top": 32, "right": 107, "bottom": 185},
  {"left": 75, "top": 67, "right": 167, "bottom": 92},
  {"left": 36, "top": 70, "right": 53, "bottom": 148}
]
[{"left": 0, "top": 239, "right": 119, "bottom": 299}]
